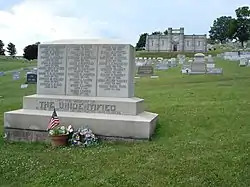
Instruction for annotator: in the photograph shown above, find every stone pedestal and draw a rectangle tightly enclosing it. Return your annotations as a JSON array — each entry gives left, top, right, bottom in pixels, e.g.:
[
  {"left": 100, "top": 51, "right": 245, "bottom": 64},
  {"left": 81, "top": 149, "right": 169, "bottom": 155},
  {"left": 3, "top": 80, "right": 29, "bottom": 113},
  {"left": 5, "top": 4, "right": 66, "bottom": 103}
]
[
  {"left": 4, "top": 39, "right": 158, "bottom": 142},
  {"left": 239, "top": 58, "right": 247, "bottom": 67},
  {"left": 190, "top": 53, "right": 206, "bottom": 74}
]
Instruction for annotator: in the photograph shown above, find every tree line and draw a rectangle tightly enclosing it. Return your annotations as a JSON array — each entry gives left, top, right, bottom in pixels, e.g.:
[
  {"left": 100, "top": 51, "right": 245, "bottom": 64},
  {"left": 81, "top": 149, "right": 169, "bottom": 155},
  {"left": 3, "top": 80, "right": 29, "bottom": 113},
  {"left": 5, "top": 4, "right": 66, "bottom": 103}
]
[
  {"left": 209, "top": 6, "right": 250, "bottom": 47},
  {"left": 0, "top": 40, "right": 17, "bottom": 56},
  {"left": 0, "top": 40, "right": 39, "bottom": 60},
  {"left": 135, "top": 6, "right": 250, "bottom": 50}
]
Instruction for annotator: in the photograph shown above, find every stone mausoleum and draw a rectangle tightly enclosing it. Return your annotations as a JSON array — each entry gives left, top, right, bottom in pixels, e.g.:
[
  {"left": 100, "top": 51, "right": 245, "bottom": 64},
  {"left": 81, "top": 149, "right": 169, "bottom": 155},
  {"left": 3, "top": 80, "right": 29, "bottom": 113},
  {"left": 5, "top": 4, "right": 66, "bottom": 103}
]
[{"left": 145, "top": 27, "right": 207, "bottom": 52}]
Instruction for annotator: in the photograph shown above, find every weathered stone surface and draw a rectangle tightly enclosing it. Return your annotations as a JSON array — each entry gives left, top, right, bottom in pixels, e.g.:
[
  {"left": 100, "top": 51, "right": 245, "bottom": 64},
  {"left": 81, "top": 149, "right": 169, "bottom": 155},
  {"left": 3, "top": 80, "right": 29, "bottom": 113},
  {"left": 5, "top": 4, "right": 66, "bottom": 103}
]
[
  {"left": 96, "top": 44, "right": 134, "bottom": 98},
  {"left": 4, "top": 109, "right": 158, "bottom": 140},
  {"left": 23, "top": 94, "right": 144, "bottom": 116},
  {"left": 37, "top": 45, "right": 67, "bottom": 95}
]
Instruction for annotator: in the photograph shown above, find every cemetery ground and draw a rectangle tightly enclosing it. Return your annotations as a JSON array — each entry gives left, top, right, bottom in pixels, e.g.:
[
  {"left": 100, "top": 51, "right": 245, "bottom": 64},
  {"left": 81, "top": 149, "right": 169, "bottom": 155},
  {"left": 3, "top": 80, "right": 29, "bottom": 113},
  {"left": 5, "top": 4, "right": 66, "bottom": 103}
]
[
  {"left": 0, "top": 58, "right": 250, "bottom": 187},
  {"left": 0, "top": 57, "right": 37, "bottom": 72}
]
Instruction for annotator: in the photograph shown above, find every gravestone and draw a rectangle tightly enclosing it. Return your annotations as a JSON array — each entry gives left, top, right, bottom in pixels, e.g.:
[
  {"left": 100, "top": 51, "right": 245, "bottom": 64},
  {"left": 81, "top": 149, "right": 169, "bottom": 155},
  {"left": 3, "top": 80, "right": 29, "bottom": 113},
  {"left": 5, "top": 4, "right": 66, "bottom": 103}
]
[
  {"left": 206, "top": 68, "right": 223, "bottom": 74},
  {"left": 4, "top": 39, "right": 158, "bottom": 142},
  {"left": 26, "top": 72, "right": 37, "bottom": 84},
  {"left": 155, "top": 63, "right": 168, "bottom": 70},
  {"left": 32, "top": 68, "right": 38, "bottom": 74},
  {"left": 178, "top": 54, "right": 186, "bottom": 64},
  {"left": 190, "top": 53, "right": 206, "bottom": 74},
  {"left": 239, "top": 58, "right": 247, "bottom": 66},
  {"left": 12, "top": 72, "right": 20, "bottom": 80},
  {"left": 179, "top": 58, "right": 185, "bottom": 65},
  {"left": 137, "top": 65, "right": 154, "bottom": 76},
  {"left": 20, "top": 84, "right": 28, "bottom": 89},
  {"left": 170, "top": 58, "right": 177, "bottom": 67},
  {"left": 206, "top": 55, "right": 215, "bottom": 69}
]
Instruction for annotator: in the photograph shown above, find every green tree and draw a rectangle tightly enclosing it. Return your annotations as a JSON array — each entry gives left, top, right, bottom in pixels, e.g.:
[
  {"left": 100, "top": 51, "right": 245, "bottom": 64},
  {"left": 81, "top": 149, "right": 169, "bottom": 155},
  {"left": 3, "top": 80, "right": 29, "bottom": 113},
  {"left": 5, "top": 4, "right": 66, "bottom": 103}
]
[
  {"left": 136, "top": 33, "right": 148, "bottom": 50},
  {"left": 23, "top": 43, "right": 38, "bottom": 60},
  {"left": 207, "top": 38, "right": 217, "bottom": 45},
  {"left": 163, "top": 30, "right": 168, "bottom": 35},
  {"left": 0, "top": 40, "right": 5, "bottom": 55},
  {"left": 7, "top": 42, "right": 17, "bottom": 57},
  {"left": 209, "top": 16, "right": 233, "bottom": 43},
  {"left": 229, "top": 6, "right": 250, "bottom": 47}
]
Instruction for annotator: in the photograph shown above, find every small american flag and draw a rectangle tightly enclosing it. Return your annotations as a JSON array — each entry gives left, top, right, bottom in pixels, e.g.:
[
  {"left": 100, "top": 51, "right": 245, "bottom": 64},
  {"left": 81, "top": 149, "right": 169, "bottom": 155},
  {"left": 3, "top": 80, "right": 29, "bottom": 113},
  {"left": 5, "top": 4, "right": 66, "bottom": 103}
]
[{"left": 47, "top": 108, "right": 60, "bottom": 130}]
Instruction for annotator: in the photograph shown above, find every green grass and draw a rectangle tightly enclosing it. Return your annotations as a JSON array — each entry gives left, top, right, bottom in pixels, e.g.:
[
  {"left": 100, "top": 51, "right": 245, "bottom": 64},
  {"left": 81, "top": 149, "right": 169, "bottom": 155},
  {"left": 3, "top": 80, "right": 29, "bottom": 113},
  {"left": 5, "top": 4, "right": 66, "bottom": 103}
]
[
  {"left": 0, "top": 57, "right": 37, "bottom": 72},
  {"left": 1, "top": 58, "right": 250, "bottom": 187}
]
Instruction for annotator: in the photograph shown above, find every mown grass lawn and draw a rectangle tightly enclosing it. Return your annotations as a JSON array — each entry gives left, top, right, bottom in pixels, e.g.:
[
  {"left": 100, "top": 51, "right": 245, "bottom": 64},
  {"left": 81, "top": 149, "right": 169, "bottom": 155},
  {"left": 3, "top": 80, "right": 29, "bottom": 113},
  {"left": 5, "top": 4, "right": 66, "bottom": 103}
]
[
  {"left": 0, "top": 58, "right": 37, "bottom": 72},
  {"left": 0, "top": 58, "right": 250, "bottom": 187}
]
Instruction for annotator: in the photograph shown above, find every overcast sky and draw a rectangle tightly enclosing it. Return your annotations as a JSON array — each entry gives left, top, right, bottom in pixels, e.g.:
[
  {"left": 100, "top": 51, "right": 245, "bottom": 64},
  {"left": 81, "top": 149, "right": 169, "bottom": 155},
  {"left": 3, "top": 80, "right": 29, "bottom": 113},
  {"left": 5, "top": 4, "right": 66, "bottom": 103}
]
[{"left": 0, "top": 0, "right": 249, "bottom": 55}]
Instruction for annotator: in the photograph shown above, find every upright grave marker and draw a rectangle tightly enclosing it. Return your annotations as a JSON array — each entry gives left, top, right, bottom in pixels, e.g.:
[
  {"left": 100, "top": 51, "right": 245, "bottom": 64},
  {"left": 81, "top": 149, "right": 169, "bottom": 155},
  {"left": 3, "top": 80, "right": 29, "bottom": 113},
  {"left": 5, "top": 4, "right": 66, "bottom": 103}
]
[
  {"left": 190, "top": 53, "right": 206, "bottom": 74},
  {"left": 26, "top": 72, "right": 37, "bottom": 84},
  {"left": 12, "top": 72, "right": 20, "bottom": 80},
  {"left": 137, "top": 66, "right": 154, "bottom": 76},
  {"left": 4, "top": 39, "right": 158, "bottom": 142}
]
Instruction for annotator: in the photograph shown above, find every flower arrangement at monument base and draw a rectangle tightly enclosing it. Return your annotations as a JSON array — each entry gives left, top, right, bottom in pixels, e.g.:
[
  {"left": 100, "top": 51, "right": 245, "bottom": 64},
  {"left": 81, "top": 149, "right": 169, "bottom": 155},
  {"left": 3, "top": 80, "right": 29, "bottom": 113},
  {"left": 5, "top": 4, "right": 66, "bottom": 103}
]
[
  {"left": 68, "top": 127, "right": 99, "bottom": 147},
  {"left": 48, "top": 126, "right": 70, "bottom": 147},
  {"left": 47, "top": 108, "right": 99, "bottom": 147},
  {"left": 48, "top": 125, "right": 99, "bottom": 147}
]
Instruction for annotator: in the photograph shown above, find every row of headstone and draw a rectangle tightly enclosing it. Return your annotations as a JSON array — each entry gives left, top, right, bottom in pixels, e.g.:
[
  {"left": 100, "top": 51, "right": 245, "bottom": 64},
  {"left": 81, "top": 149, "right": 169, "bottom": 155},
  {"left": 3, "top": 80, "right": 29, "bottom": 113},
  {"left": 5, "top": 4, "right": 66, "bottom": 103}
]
[
  {"left": 181, "top": 53, "right": 223, "bottom": 75},
  {"left": 135, "top": 57, "right": 181, "bottom": 71},
  {"left": 135, "top": 56, "right": 188, "bottom": 78},
  {"left": 1, "top": 67, "right": 38, "bottom": 84},
  {"left": 220, "top": 51, "right": 250, "bottom": 63}
]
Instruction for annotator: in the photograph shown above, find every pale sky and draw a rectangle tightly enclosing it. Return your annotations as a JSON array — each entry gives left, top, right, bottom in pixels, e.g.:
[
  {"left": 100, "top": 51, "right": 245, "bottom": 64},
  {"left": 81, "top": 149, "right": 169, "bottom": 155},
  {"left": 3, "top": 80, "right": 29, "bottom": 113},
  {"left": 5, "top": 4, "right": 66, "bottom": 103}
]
[{"left": 0, "top": 0, "right": 249, "bottom": 55}]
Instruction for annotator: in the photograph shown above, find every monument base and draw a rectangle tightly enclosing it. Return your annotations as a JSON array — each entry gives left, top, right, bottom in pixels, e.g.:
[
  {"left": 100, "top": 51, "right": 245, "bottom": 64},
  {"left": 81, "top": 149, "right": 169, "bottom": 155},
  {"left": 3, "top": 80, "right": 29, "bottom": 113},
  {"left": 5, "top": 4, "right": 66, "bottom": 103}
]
[
  {"left": 4, "top": 109, "right": 158, "bottom": 141},
  {"left": 189, "top": 72, "right": 206, "bottom": 75},
  {"left": 206, "top": 68, "right": 223, "bottom": 75}
]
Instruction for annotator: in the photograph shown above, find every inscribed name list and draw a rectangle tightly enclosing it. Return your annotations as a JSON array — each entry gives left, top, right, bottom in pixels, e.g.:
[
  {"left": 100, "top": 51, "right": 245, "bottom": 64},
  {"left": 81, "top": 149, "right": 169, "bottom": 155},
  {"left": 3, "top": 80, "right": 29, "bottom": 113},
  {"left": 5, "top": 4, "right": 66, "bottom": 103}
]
[
  {"left": 37, "top": 45, "right": 66, "bottom": 95},
  {"left": 97, "top": 44, "right": 129, "bottom": 97},
  {"left": 66, "top": 45, "right": 97, "bottom": 96}
]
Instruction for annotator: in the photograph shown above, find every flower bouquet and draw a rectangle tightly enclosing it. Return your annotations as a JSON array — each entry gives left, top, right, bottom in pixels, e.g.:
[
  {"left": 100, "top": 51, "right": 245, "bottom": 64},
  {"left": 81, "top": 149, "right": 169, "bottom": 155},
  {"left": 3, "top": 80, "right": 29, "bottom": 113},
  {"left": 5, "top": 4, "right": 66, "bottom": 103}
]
[
  {"left": 49, "top": 126, "right": 72, "bottom": 147},
  {"left": 47, "top": 109, "right": 98, "bottom": 148},
  {"left": 68, "top": 127, "right": 99, "bottom": 147}
]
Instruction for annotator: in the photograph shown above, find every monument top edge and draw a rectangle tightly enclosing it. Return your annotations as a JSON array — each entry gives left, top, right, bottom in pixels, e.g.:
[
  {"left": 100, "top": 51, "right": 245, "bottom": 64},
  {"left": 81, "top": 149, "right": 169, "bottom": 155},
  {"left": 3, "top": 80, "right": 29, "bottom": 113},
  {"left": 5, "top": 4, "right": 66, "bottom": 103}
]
[
  {"left": 194, "top": 53, "right": 205, "bottom": 57},
  {"left": 41, "top": 39, "right": 133, "bottom": 45}
]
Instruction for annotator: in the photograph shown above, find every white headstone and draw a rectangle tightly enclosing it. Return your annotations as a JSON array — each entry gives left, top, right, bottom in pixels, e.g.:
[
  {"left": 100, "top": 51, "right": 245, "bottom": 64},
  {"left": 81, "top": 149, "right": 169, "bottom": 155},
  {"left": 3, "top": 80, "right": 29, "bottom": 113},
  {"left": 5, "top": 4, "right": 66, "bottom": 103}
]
[
  {"left": 207, "top": 55, "right": 214, "bottom": 63},
  {"left": 239, "top": 58, "right": 247, "bottom": 66}
]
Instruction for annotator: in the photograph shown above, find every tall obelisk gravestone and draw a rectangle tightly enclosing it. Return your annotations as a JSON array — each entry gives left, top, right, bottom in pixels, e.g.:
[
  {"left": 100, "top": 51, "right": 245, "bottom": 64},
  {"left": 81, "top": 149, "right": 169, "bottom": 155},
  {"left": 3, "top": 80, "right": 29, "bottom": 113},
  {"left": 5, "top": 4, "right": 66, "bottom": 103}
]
[{"left": 4, "top": 39, "right": 158, "bottom": 142}]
